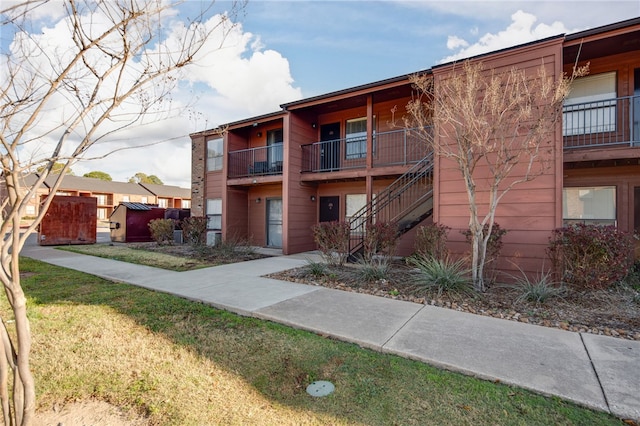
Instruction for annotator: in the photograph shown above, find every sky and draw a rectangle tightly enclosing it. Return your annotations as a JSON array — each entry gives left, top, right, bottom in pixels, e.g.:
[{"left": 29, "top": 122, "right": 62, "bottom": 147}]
[{"left": 3, "top": 0, "right": 640, "bottom": 188}]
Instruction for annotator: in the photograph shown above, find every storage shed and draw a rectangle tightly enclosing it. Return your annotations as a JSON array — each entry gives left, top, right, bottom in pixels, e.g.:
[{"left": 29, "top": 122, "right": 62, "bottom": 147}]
[
  {"left": 38, "top": 195, "right": 97, "bottom": 246},
  {"left": 109, "top": 202, "right": 165, "bottom": 243}
]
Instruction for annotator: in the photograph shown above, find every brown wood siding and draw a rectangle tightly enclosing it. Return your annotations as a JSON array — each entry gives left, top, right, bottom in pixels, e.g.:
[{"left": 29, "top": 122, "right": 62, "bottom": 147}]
[
  {"left": 284, "top": 113, "right": 318, "bottom": 254},
  {"left": 373, "top": 97, "right": 411, "bottom": 132},
  {"left": 225, "top": 188, "right": 249, "bottom": 242},
  {"left": 433, "top": 38, "right": 564, "bottom": 278},
  {"left": 205, "top": 172, "right": 223, "bottom": 199},
  {"left": 247, "top": 184, "right": 282, "bottom": 246}
]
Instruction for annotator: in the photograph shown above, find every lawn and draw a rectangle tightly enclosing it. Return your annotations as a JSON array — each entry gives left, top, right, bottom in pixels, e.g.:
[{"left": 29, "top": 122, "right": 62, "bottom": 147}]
[
  {"left": 58, "top": 240, "right": 265, "bottom": 271},
  {"left": 5, "top": 257, "right": 624, "bottom": 425}
]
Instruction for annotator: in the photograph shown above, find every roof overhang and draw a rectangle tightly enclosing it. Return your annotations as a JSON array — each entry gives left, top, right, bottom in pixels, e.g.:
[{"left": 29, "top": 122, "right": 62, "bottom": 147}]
[{"left": 563, "top": 17, "right": 640, "bottom": 64}]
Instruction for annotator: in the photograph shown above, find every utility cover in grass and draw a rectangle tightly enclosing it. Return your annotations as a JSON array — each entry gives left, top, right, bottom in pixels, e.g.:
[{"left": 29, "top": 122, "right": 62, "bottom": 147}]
[{"left": 306, "top": 381, "right": 335, "bottom": 397}]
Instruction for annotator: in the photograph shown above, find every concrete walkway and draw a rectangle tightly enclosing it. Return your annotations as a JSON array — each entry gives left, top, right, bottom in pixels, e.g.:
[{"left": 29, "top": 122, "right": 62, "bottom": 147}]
[{"left": 21, "top": 241, "right": 640, "bottom": 422}]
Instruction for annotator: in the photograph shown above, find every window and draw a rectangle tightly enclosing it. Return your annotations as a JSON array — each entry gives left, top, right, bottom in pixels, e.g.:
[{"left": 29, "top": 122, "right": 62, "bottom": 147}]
[
  {"left": 158, "top": 198, "right": 168, "bottom": 208},
  {"left": 181, "top": 200, "right": 191, "bottom": 209},
  {"left": 95, "top": 194, "right": 107, "bottom": 206},
  {"left": 97, "top": 208, "right": 107, "bottom": 220},
  {"left": 122, "top": 195, "right": 130, "bottom": 202},
  {"left": 346, "top": 194, "right": 367, "bottom": 233},
  {"left": 345, "top": 118, "right": 367, "bottom": 159},
  {"left": 206, "top": 198, "right": 222, "bottom": 230},
  {"left": 141, "top": 196, "right": 148, "bottom": 204},
  {"left": 563, "top": 72, "right": 617, "bottom": 136},
  {"left": 563, "top": 186, "right": 616, "bottom": 226},
  {"left": 207, "top": 138, "right": 224, "bottom": 171},
  {"left": 25, "top": 205, "right": 36, "bottom": 216}
]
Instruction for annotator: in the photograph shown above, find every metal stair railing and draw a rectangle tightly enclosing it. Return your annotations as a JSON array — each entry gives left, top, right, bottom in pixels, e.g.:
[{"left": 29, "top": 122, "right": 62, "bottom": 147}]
[{"left": 348, "top": 150, "right": 434, "bottom": 259}]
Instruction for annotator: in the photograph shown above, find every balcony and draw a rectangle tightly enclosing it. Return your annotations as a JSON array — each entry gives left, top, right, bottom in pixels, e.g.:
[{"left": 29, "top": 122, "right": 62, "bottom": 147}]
[
  {"left": 301, "top": 128, "right": 428, "bottom": 173},
  {"left": 563, "top": 95, "right": 639, "bottom": 150},
  {"left": 228, "top": 144, "right": 283, "bottom": 179}
]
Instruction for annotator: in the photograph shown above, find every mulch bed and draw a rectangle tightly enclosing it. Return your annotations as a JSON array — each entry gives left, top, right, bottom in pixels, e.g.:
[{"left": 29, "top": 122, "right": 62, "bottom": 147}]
[{"left": 267, "top": 262, "right": 640, "bottom": 341}]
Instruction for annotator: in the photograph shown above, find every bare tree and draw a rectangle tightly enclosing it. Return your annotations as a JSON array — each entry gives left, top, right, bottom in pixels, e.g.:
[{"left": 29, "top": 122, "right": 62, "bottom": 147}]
[
  {"left": 0, "top": 1, "right": 245, "bottom": 424},
  {"left": 405, "top": 59, "right": 587, "bottom": 292}
]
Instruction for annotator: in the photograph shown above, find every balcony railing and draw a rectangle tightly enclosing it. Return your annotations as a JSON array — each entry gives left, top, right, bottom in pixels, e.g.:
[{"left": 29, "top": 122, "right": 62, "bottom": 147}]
[
  {"left": 228, "top": 144, "right": 283, "bottom": 178},
  {"left": 563, "top": 95, "right": 640, "bottom": 149},
  {"left": 301, "top": 128, "right": 428, "bottom": 173}
]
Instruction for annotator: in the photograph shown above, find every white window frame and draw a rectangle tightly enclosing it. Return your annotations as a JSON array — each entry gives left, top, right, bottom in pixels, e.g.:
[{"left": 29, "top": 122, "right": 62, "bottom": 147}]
[
  {"left": 563, "top": 72, "right": 617, "bottom": 136},
  {"left": 346, "top": 193, "right": 367, "bottom": 234},
  {"left": 207, "top": 138, "right": 224, "bottom": 171},
  {"left": 345, "top": 117, "right": 368, "bottom": 159},
  {"left": 95, "top": 194, "right": 108, "bottom": 206},
  {"left": 206, "top": 198, "right": 222, "bottom": 230},
  {"left": 562, "top": 186, "right": 616, "bottom": 226},
  {"left": 158, "top": 198, "right": 168, "bottom": 208}
]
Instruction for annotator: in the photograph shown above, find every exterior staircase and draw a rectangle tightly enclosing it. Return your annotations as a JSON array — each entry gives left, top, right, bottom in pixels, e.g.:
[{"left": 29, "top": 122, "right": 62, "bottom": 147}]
[{"left": 348, "top": 151, "right": 434, "bottom": 260}]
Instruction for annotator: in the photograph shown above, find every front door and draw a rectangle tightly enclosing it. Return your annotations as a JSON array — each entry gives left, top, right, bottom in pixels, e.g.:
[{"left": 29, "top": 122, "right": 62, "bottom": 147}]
[
  {"left": 320, "top": 122, "right": 340, "bottom": 171},
  {"left": 319, "top": 196, "right": 340, "bottom": 223},
  {"left": 266, "top": 198, "right": 282, "bottom": 248}
]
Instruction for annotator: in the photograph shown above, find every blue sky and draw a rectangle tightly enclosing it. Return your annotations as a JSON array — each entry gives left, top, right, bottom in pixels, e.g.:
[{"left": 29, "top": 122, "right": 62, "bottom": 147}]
[
  {"left": 4, "top": 0, "right": 640, "bottom": 187},
  {"left": 233, "top": 1, "right": 639, "bottom": 97}
]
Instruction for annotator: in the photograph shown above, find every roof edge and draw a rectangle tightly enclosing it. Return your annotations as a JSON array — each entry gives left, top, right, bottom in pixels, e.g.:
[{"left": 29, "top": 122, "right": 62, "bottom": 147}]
[
  {"left": 565, "top": 16, "right": 640, "bottom": 42},
  {"left": 281, "top": 71, "right": 430, "bottom": 110},
  {"left": 433, "top": 34, "right": 565, "bottom": 70}
]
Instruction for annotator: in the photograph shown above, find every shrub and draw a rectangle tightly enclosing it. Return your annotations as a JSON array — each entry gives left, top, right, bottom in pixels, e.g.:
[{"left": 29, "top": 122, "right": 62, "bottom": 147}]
[
  {"left": 462, "top": 222, "right": 507, "bottom": 283},
  {"left": 305, "top": 259, "right": 327, "bottom": 278},
  {"left": 312, "top": 221, "right": 350, "bottom": 266},
  {"left": 513, "top": 268, "right": 566, "bottom": 305},
  {"left": 548, "top": 224, "right": 635, "bottom": 290},
  {"left": 408, "top": 256, "right": 473, "bottom": 298},
  {"left": 356, "top": 257, "right": 390, "bottom": 282},
  {"left": 148, "top": 218, "right": 175, "bottom": 245},
  {"left": 461, "top": 222, "right": 507, "bottom": 265},
  {"left": 362, "top": 221, "right": 399, "bottom": 261},
  {"left": 181, "top": 216, "right": 208, "bottom": 247},
  {"left": 414, "top": 223, "right": 450, "bottom": 260}
]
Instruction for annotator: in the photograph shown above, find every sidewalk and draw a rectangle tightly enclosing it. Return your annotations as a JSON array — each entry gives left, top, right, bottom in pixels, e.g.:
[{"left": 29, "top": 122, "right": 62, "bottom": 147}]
[{"left": 21, "top": 242, "right": 640, "bottom": 422}]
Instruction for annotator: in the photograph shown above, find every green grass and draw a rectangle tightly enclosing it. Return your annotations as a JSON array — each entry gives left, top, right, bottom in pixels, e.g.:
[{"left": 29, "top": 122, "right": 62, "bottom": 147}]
[
  {"left": 5, "top": 257, "right": 625, "bottom": 425},
  {"left": 58, "top": 243, "right": 215, "bottom": 271}
]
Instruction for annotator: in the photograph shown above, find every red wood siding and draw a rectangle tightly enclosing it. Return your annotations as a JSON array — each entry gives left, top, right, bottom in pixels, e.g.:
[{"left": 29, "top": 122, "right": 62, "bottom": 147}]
[
  {"left": 283, "top": 113, "right": 318, "bottom": 254},
  {"left": 247, "top": 184, "right": 281, "bottom": 246},
  {"left": 225, "top": 188, "right": 249, "bottom": 242},
  {"left": 433, "top": 38, "right": 565, "bottom": 279}
]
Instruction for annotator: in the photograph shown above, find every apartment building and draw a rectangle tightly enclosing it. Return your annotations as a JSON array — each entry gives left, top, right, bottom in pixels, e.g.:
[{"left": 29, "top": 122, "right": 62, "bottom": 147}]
[
  {"left": 191, "top": 17, "right": 640, "bottom": 275},
  {"left": 10, "top": 174, "right": 191, "bottom": 221}
]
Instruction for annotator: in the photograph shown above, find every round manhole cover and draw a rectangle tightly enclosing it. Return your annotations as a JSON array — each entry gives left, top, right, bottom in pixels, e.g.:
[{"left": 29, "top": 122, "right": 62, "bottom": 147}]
[{"left": 306, "top": 380, "right": 335, "bottom": 397}]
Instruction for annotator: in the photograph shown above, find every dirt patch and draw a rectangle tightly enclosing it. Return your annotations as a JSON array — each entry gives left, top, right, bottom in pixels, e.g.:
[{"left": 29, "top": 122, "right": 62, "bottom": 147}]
[
  {"left": 35, "top": 400, "right": 148, "bottom": 426},
  {"left": 267, "top": 263, "right": 640, "bottom": 341}
]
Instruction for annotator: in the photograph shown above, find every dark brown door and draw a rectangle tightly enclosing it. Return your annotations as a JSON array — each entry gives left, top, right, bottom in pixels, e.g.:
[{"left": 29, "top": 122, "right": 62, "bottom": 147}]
[
  {"left": 319, "top": 196, "right": 340, "bottom": 223},
  {"left": 320, "top": 122, "right": 340, "bottom": 171}
]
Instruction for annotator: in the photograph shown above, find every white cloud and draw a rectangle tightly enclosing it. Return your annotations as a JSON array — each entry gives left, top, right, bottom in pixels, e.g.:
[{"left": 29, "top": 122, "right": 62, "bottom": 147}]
[
  {"left": 4, "top": 4, "right": 302, "bottom": 188},
  {"left": 447, "top": 35, "right": 469, "bottom": 50},
  {"left": 440, "top": 10, "right": 572, "bottom": 63}
]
